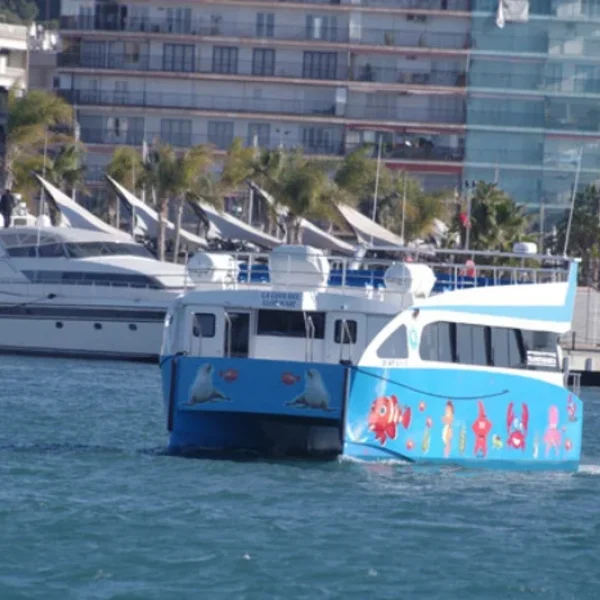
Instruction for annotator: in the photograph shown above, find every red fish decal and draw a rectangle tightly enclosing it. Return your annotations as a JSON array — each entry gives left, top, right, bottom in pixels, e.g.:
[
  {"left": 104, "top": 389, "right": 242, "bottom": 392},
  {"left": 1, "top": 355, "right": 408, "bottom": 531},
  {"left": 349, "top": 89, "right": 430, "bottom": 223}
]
[
  {"left": 506, "top": 402, "right": 529, "bottom": 451},
  {"left": 281, "top": 372, "right": 301, "bottom": 386},
  {"left": 368, "top": 395, "right": 412, "bottom": 445},
  {"left": 219, "top": 369, "right": 238, "bottom": 382}
]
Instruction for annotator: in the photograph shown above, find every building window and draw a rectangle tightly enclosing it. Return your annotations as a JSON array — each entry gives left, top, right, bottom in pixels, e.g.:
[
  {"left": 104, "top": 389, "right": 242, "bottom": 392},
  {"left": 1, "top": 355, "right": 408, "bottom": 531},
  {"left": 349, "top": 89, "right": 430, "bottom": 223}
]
[
  {"left": 583, "top": 0, "right": 600, "bottom": 17},
  {"left": 167, "top": 7, "right": 192, "bottom": 34},
  {"left": 81, "top": 41, "right": 107, "bottom": 68},
  {"left": 334, "top": 319, "right": 357, "bottom": 344},
  {"left": 306, "top": 15, "right": 338, "bottom": 41},
  {"left": 160, "top": 119, "right": 192, "bottom": 147},
  {"left": 545, "top": 63, "right": 563, "bottom": 91},
  {"left": 163, "top": 44, "right": 195, "bottom": 73},
  {"left": 208, "top": 121, "right": 234, "bottom": 149},
  {"left": 212, "top": 46, "right": 238, "bottom": 74},
  {"left": 252, "top": 48, "right": 275, "bottom": 76},
  {"left": 247, "top": 123, "right": 270, "bottom": 148},
  {"left": 192, "top": 313, "right": 216, "bottom": 338},
  {"left": 302, "top": 127, "right": 334, "bottom": 154},
  {"left": 302, "top": 51, "right": 337, "bottom": 80},
  {"left": 256, "top": 12, "right": 274, "bottom": 37}
]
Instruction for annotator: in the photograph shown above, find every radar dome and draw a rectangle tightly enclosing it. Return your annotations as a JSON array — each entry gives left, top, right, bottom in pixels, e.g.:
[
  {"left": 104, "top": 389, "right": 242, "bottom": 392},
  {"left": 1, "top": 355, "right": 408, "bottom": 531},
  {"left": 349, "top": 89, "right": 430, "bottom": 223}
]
[
  {"left": 269, "top": 245, "right": 330, "bottom": 289},
  {"left": 384, "top": 262, "right": 435, "bottom": 298},
  {"left": 187, "top": 252, "right": 239, "bottom": 285}
]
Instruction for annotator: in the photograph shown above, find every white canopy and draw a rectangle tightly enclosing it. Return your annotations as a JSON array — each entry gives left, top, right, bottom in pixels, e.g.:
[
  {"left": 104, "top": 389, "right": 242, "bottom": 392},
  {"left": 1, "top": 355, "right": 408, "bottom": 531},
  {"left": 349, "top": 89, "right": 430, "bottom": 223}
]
[
  {"left": 35, "top": 175, "right": 132, "bottom": 241},
  {"left": 248, "top": 182, "right": 356, "bottom": 255},
  {"left": 192, "top": 200, "right": 281, "bottom": 250},
  {"left": 336, "top": 203, "right": 404, "bottom": 248},
  {"left": 105, "top": 175, "right": 210, "bottom": 249}
]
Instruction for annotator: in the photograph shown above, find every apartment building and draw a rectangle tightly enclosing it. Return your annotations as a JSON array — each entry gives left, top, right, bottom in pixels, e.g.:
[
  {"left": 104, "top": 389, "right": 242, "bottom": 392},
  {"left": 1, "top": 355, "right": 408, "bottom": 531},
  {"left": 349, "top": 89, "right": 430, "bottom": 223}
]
[
  {"left": 56, "top": 0, "right": 600, "bottom": 224},
  {"left": 0, "top": 22, "right": 28, "bottom": 186}
]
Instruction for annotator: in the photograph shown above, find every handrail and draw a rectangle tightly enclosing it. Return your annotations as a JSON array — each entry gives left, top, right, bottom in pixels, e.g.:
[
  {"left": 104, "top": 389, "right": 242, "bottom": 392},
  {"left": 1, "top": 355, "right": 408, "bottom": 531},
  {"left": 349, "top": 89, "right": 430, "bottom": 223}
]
[
  {"left": 304, "top": 313, "right": 315, "bottom": 363},
  {"left": 224, "top": 312, "right": 233, "bottom": 359},
  {"left": 338, "top": 319, "right": 354, "bottom": 363}
]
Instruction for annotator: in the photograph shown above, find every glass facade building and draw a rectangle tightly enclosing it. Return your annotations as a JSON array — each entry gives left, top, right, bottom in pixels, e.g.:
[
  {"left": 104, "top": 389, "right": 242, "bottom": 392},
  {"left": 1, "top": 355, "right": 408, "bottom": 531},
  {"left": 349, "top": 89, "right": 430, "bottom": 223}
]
[
  {"left": 58, "top": 0, "right": 600, "bottom": 224},
  {"left": 467, "top": 0, "right": 600, "bottom": 223}
]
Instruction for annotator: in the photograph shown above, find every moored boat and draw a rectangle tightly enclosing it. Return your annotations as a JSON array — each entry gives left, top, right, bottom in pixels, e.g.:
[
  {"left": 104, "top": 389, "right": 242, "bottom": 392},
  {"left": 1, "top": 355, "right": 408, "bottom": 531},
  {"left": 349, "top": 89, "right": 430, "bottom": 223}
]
[{"left": 159, "top": 245, "right": 583, "bottom": 470}]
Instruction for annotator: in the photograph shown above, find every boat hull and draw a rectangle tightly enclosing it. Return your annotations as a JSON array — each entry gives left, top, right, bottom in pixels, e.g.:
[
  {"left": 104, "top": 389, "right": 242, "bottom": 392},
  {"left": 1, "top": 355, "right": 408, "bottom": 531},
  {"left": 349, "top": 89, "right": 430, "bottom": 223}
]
[
  {"left": 161, "top": 357, "right": 583, "bottom": 471},
  {"left": 0, "top": 310, "right": 165, "bottom": 362}
]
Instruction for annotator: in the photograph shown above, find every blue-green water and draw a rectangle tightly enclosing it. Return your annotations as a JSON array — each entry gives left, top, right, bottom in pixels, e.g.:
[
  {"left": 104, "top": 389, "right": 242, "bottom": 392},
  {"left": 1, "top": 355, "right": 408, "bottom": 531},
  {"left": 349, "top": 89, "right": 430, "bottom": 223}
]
[{"left": 1, "top": 355, "right": 600, "bottom": 600}]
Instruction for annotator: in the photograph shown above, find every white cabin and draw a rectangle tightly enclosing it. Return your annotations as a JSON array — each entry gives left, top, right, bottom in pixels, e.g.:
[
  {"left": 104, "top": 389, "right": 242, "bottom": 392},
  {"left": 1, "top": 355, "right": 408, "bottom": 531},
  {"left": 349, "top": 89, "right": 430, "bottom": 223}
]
[{"left": 163, "top": 246, "right": 437, "bottom": 365}]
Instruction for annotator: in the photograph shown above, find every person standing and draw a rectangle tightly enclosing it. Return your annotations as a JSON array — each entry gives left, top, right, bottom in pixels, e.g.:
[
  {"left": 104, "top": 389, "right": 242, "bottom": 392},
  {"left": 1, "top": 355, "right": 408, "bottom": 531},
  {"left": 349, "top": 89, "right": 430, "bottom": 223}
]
[{"left": 0, "top": 188, "right": 14, "bottom": 228}]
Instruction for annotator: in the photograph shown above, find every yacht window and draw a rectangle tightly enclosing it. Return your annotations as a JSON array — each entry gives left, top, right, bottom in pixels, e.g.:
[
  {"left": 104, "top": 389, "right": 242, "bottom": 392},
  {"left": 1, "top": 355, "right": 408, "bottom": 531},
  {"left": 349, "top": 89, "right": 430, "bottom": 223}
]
[
  {"left": 334, "top": 319, "right": 357, "bottom": 344},
  {"left": 192, "top": 313, "right": 215, "bottom": 338},
  {"left": 490, "top": 327, "right": 523, "bottom": 369},
  {"left": 21, "top": 270, "right": 163, "bottom": 288},
  {"left": 419, "top": 322, "right": 454, "bottom": 362},
  {"left": 377, "top": 325, "right": 408, "bottom": 359},
  {"left": 38, "top": 243, "right": 65, "bottom": 257},
  {"left": 7, "top": 245, "right": 38, "bottom": 257},
  {"left": 257, "top": 310, "right": 325, "bottom": 339},
  {"left": 65, "top": 241, "right": 153, "bottom": 258},
  {"left": 456, "top": 324, "right": 488, "bottom": 366}
]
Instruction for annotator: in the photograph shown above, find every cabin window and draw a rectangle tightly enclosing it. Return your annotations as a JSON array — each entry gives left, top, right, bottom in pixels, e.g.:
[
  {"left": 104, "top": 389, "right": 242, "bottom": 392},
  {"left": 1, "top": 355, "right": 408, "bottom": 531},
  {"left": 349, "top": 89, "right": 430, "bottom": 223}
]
[
  {"left": 192, "top": 313, "right": 216, "bottom": 338},
  {"left": 521, "top": 330, "right": 560, "bottom": 371},
  {"left": 334, "top": 319, "right": 357, "bottom": 344},
  {"left": 37, "top": 243, "right": 65, "bottom": 258},
  {"left": 456, "top": 324, "right": 488, "bottom": 367},
  {"left": 376, "top": 325, "right": 408, "bottom": 359},
  {"left": 419, "top": 322, "right": 454, "bottom": 363},
  {"left": 490, "top": 327, "right": 523, "bottom": 369},
  {"left": 419, "top": 321, "right": 559, "bottom": 372},
  {"left": 6, "top": 245, "right": 37, "bottom": 257},
  {"left": 257, "top": 310, "right": 325, "bottom": 339}
]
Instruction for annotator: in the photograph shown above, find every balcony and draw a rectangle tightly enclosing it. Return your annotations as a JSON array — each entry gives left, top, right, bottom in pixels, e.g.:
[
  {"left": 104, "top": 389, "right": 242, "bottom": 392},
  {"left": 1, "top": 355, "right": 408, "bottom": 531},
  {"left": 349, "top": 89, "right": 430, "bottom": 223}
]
[
  {"left": 63, "top": 89, "right": 337, "bottom": 118},
  {"left": 59, "top": 16, "right": 470, "bottom": 51},
  {"left": 58, "top": 51, "right": 467, "bottom": 89},
  {"left": 79, "top": 127, "right": 345, "bottom": 155},
  {"left": 64, "top": 88, "right": 466, "bottom": 127}
]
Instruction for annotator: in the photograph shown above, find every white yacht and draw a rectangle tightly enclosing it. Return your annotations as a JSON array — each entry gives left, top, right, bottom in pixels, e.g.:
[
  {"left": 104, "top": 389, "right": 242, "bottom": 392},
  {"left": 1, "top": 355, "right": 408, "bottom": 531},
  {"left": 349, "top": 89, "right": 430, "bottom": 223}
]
[{"left": 0, "top": 225, "right": 197, "bottom": 361}]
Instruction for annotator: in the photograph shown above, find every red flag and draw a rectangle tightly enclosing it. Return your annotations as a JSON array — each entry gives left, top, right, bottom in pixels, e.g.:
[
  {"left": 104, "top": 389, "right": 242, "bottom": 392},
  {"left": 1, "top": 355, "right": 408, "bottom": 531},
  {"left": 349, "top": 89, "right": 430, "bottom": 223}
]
[{"left": 459, "top": 212, "right": 471, "bottom": 228}]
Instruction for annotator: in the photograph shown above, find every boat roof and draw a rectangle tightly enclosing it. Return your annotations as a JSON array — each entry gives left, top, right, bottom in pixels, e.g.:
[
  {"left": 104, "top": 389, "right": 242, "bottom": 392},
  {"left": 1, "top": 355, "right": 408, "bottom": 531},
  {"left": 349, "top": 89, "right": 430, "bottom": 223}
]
[
  {"left": 177, "top": 286, "right": 406, "bottom": 314},
  {"left": 413, "top": 260, "right": 579, "bottom": 333},
  {"left": 0, "top": 226, "right": 143, "bottom": 247}
]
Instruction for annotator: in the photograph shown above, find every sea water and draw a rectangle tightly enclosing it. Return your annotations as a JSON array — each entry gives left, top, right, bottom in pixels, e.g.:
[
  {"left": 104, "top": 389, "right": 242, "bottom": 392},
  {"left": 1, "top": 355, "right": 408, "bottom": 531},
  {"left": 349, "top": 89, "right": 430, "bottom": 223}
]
[{"left": 1, "top": 355, "right": 599, "bottom": 599}]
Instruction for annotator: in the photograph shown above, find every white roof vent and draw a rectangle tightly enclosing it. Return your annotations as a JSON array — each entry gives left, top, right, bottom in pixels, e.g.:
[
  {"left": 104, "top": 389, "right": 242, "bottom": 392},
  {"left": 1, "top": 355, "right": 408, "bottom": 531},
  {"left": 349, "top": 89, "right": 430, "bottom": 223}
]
[
  {"left": 187, "top": 252, "right": 239, "bottom": 285},
  {"left": 513, "top": 242, "right": 537, "bottom": 255},
  {"left": 268, "top": 244, "right": 330, "bottom": 289},
  {"left": 384, "top": 262, "right": 436, "bottom": 298}
]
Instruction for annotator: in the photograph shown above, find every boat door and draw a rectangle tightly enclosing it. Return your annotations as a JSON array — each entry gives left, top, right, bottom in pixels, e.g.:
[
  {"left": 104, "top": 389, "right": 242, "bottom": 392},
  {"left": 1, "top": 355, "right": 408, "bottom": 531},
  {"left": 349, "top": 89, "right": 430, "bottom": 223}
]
[
  {"left": 224, "top": 311, "right": 251, "bottom": 359},
  {"left": 186, "top": 306, "right": 226, "bottom": 358},
  {"left": 324, "top": 312, "right": 368, "bottom": 364}
]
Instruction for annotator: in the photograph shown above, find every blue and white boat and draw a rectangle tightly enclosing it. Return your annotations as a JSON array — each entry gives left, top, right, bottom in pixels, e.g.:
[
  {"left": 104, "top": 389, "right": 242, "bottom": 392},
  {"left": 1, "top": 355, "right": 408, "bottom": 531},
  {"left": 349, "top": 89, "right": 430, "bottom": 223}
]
[{"left": 159, "top": 245, "right": 583, "bottom": 471}]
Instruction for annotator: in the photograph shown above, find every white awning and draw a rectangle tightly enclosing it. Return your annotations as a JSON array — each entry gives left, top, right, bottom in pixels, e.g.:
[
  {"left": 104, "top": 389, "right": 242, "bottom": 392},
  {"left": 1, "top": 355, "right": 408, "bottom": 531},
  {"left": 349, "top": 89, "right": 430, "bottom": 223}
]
[
  {"left": 248, "top": 182, "right": 356, "bottom": 255},
  {"left": 106, "top": 175, "right": 210, "bottom": 249},
  {"left": 336, "top": 203, "right": 404, "bottom": 248},
  {"left": 36, "top": 175, "right": 132, "bottom": 241},
  {"left": 193, "top": 201, "right": 281, "bottom": 250}
]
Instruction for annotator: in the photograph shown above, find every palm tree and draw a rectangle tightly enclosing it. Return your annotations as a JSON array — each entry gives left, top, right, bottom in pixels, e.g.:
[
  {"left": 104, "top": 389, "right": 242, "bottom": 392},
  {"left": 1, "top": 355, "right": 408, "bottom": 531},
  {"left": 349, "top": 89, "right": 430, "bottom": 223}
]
[
  {"left": 222, "top": 141, "right": 349, "bottom": 243},
  {"left": 459, "top": 182, "right": 529, "bottom": 253},
  {"left": 142, "top": 143, "right": 215, "bottom": 262},
  {"left": 106, "top": 146, "right": 144, "bottom": 194},
  {"left": 6, "top": 88, "right": 74, "bottom": 191},
  {"left": 335, "top": 147, "right": 450, "bottom": 243}
]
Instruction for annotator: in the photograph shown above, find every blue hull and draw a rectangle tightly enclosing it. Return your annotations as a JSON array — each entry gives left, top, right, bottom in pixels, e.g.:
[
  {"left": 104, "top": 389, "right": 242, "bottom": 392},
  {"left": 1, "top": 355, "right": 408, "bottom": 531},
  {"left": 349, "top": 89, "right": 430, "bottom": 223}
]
[{"left": 161, "top": 356, "right": 583, "bottom": 471}]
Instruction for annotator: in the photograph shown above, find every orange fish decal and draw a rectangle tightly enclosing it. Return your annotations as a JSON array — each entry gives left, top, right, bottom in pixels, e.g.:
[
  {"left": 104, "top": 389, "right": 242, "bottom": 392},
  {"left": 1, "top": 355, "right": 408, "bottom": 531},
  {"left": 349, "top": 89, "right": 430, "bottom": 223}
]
[
  {"left": 219, "top": 369, "right": 238, "bottom": 382},
  {"left": 368, "top": 395, "right": 412, "bottom": 445},
  {"left": 281, "top": 372, "right": 301, "bottom": 385}
]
